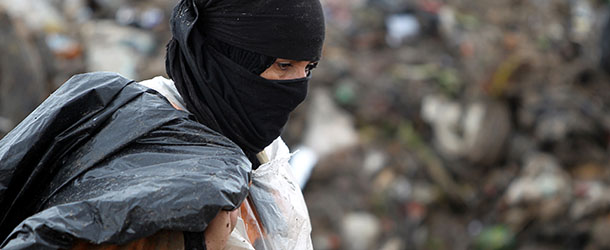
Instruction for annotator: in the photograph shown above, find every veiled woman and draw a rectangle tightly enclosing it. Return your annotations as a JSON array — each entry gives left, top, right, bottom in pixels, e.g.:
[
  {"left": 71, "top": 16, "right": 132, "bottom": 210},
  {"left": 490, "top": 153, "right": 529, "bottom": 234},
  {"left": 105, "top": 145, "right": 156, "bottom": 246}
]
[{"left": 0, "top": 0, "right": 325, "bottom": 249}]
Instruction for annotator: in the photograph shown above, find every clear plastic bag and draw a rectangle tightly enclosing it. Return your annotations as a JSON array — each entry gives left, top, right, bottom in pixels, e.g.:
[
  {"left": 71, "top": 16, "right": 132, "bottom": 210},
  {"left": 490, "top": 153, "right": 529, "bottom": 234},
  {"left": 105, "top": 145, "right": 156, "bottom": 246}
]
[{"left": 224, "top": 138, "right": 313, "bottom": 250}]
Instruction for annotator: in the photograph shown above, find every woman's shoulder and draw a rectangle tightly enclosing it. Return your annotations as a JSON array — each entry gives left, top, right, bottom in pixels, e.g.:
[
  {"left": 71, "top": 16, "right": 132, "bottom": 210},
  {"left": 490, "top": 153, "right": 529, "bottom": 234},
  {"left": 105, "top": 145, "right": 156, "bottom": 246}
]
[{"left": 138, "top": 76, "right": 187, "bottom": 111}]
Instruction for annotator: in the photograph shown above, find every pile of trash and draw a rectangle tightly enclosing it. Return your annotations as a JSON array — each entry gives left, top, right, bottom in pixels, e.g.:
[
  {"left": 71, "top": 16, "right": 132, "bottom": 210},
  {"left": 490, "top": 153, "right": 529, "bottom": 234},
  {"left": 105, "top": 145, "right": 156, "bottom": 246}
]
[
  {"left": 299, "top": 0, "right": 610, "bottom": 249},
  {"left": 0, "top": 0, "right": 171, "bottom": 137},
  {"left": 1, "top": 0, "right": 610, "bottom": 249}
]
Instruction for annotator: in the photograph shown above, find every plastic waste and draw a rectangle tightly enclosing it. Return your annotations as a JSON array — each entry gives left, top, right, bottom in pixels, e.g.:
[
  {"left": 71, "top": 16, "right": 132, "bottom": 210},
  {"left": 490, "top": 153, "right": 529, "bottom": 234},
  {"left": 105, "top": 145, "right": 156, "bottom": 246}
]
[
  {"left": 0, "top": 72, "right": 251, "bottom": 249},
  {"left": 225, "top": 138, "right": 314, "bottom": 250}
]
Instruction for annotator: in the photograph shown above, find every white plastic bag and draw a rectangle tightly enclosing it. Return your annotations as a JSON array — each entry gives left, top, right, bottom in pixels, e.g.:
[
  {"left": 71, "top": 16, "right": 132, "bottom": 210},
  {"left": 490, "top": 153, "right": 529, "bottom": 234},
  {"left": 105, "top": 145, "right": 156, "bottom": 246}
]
[{"left": 224, "top": 138, "right": 313, "bottom": 250}]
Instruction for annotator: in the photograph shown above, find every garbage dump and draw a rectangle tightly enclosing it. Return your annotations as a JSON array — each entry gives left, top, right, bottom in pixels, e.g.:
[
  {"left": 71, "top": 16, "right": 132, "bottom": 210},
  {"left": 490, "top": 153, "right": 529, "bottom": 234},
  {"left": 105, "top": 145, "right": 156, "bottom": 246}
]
[{"left": 0, "top": 0, "right": 610, "bottom": 249}]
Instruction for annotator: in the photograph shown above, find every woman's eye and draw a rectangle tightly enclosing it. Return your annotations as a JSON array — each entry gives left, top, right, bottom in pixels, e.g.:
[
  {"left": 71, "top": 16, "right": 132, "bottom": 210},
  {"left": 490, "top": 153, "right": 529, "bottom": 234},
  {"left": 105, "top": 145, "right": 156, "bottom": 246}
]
[{"left": 277, "top": 62, "right": 292, "bottom": 70}]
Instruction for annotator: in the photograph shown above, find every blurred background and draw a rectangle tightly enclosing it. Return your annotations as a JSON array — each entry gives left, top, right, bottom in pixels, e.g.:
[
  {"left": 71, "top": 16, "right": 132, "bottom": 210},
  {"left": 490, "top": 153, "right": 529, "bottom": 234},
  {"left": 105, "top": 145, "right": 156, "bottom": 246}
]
[{"left": 1, "top": 0, "right": 610, "bottom": 249}]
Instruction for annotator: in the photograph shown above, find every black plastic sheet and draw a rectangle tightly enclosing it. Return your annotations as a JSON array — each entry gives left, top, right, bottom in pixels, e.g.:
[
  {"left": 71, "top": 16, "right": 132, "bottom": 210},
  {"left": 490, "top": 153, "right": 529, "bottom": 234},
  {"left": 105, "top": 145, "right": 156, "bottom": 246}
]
[{"left": 0, "top": 72, "right": 251, "bottom": 249}]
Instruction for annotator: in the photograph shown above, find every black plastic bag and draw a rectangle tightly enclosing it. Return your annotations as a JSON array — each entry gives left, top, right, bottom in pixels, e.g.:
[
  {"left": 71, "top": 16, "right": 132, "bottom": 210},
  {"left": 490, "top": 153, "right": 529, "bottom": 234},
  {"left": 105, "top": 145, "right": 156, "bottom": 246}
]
[{"left": 0, "top": 72, "right": 251, "bottom": 249}]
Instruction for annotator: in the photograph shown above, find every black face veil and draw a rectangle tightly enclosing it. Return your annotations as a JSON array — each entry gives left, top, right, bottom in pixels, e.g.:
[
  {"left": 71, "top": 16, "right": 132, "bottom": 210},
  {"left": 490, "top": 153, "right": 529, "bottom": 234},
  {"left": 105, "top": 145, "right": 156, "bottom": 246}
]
[{"left": 165, "top": 0, "right": 325, "bottom": 164}]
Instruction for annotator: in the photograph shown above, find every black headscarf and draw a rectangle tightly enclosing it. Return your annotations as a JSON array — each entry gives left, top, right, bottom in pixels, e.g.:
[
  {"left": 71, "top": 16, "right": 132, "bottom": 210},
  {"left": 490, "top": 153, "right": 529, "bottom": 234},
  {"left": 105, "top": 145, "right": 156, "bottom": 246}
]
[{"left": 165, "top": 0, "right": 325, "bottom": 165}]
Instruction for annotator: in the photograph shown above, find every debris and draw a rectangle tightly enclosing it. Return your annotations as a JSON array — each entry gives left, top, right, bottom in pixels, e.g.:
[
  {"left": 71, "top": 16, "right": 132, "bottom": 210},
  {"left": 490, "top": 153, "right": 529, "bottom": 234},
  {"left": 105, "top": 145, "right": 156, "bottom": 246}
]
[
  {"left": 385, "top": 14, "right": 420, "bottom": 47},
  {"left": 80, "top": 20, "right": 156, "bottom": 79},
  {"left": 422, "top": 95, "right": 511, "bottom": 165},
  {"left": 45, "top": 33, "right": 82, "bottom": 59},
  {"left": 0, "top": 10, "right": 48, "bottom": 135},
  {"left": 505, "top": 153, "right": 571, "bottom": 206},
  {"left": 591, "top": 215, "right": 610, "bottom": 249},
  {"left": 115, "top": 6, "right": 137, "bottom": 26},
  {"left": 0, "top": 117, "right": 13, "bottom": 135},
  {"left": 363, "top": 149, "right": 388, "bottom": 176},
  {"left": 398, "top": 121, "right": 467, "bottom": 203},
  {"left": 570, "top": 181, "right": 610, "bottom": 220},
  {"left": 138, "top": 7, "right": 164, "bottom": 29},
  {"left": 473, "top": 225, "right": 515, "bottom": 250},
  {"left": 289, "top": 146, "right": 319, "bottom": 188},
  {"left": 0, "top": 0, "right": 67, "bottom": 32},
  {"left": 570, "top": 0, "right": 594, "bottom": 44},
  {"left": 601, "top": 7, "right": 610, "bottom": 74},
  {"left": 341, "top": 212, "right": 381, "bottom": 250},
  {"left": 303, "top": 88, "right": 359, "bottom": 157},
  {"left": 379, "top": 237, "right": 404, "bottom": 250}
]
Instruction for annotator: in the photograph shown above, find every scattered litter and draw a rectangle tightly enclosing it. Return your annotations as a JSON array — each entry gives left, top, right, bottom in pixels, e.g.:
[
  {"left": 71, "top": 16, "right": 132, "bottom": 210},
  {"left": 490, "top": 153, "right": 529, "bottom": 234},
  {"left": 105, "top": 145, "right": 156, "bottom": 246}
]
[{"left": 385, "top": 14, "right": 420, "bottom": 47}]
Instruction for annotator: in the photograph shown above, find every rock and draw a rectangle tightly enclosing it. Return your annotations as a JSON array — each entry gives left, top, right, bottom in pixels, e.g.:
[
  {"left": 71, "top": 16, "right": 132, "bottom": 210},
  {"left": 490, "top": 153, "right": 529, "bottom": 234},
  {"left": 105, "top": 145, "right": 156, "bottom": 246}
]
[
  {"left": 341, "top": 212, "right": 381, "bottom": 250},
  {"left": 303, "top": 88, "right": 359, "bottom": 157}
]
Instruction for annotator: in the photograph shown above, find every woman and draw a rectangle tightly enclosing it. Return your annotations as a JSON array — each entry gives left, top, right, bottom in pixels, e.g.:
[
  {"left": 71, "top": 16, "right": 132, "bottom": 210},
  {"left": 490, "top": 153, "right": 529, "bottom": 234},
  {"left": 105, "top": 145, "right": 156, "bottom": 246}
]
[{"left": 0, "top": 0, "right": 325, "bottom": 249}]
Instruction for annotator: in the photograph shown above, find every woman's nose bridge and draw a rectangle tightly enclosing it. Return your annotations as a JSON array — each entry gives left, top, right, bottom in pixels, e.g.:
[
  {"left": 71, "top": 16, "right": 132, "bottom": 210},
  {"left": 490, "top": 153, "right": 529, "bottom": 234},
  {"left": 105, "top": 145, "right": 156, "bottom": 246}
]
[
  {"left": 298, "top": 68, "right": 307, "bottom": 78},
  {"left": 295, "top": 65, "right": 308, "bottom": 78},
  {"left": 284, "top": 69, "right": 307, "bottom": 79}
]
